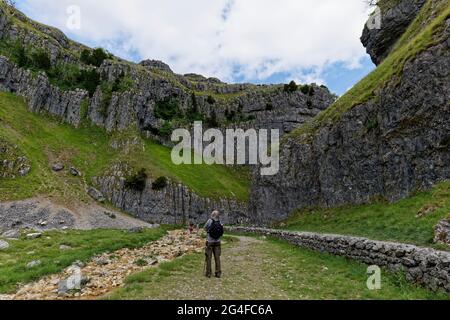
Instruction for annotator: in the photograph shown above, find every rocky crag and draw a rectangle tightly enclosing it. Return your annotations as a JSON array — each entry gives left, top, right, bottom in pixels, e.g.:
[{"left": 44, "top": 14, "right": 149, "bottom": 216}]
[
  {"left": 250, "top": 0, "right": 450, "bottom": 223},
  {"left": 0, "top": 3, "right": 334, "bottom": 224},
  {"left": 93, "top": 163, "right": 248, "bottom": 225},
  {"left": 361, "top": 0, "right": 427, "bottom": 65},
  {"left": 0, "top": 3, "right": 334, "bottom": 137}
]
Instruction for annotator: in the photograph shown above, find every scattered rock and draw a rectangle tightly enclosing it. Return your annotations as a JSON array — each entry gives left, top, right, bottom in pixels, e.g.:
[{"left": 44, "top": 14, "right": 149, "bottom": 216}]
[
  {"left": 69, "top": 167, "right": 80, "bottom": 177},
  {"left": 6, "top": 230, "right": 204, "bottom": 300},
  {"left": 52, "top": 163, "right": 65, "bottom": 172},
  {"left": 417, "top": 204, "right": 439, "bottom": 218},
  {"left": 18, "top": 165, "right": 31, "bottom": 176},
  {"left": 129, "top": 226, "right": 145, "bottom": 234},
  {"left": 72, "top": 260, "right": 85, "bottom": 268},
  {"left": 26, "top": 260, "right": 42, "bottom": 269},
  {"left": 12, "top": 220, "right": 22, "bottom": 227},
  {"left": 0, "top": 240, "right": 10, "bottom": 250},
  {"left": 38, "top": 219, "right": 47, "bottom": 227},
  {"left": 87, "top": 187, "right": 105, "bottom": 203},
  {"left": 104, "top": 211, "right": 116, "bottom": 219},
  {"left": 2, "top": 229, "right": 20, "bottom": 240},
  {"left": 26, "top": 233, "right": 42, "bottom": 240},
  {"left": 435, "top": 219, "right": 450, "bottom": 245},
  {"left": 93, "top": 257, "right": 111, "bottom": 266},
  {"left": 59, "top": 245, "right": 72, "bottom": 251},
  {"left": 57, "top": 279, "right": 71, "bottom": 296}
]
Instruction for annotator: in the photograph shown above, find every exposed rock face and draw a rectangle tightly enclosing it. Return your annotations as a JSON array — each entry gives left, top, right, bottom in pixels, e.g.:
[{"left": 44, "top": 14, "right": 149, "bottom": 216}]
[
  {"left": 0, "top": 5, "right": 335, "bottom": 141},
  {"left": 361, "top": 0, "right": 426, "bottom": 65},
  {"left": 89, "top": 59, "right": 335, "bottom": 138},
  {"left": 0, "top": 57, "right": 89, "bottom": 127},
  {"left": 229, "top": 227, "right": 450, "bottom": 293},
  {"left": 0, "top": 5, "right": 336, "bottom": 226},
  {"left": 250, "top": 3, "right": 450, "bottom": 224},
  {"left": 139, "top": 59, "right": 173, "bottom": 73},
  {"left": 0, "top": 4, "right": 86, "bottom": 63},
  {"left": 435, "top": 219, "right": 450, "bottom": 245},
  {"left": 94, "top": 163, "right": 249, "bottom": 225},
  {"left": 87, "top": 187, "right": 106, "bottom": 203}
]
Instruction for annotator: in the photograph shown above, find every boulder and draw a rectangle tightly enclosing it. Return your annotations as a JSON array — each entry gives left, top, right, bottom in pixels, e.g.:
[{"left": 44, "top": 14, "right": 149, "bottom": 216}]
[
  {"left": 26, "top": 260, "right": 42, "bottom": 269},
  {"left": 18, "top": 164, "right": 31, "bottom": 176},
  {"left": 2, "top": 229, "right": 20, "bottom": 240},
  {"left": 87, "top": 187, "right": 105, "bottom": 202},
  {"left": 0, "top": 240, "right": 10, "bottom": 250},
  {"left": 435, "top": 219, "right": 450, "bottom": 245},
  {"left": 26, "top": 232, "right": 42, "bottom": 240},
  {"left": 52, "top": 163, "right": 65, "bottom": 172},
  {"left": 129, "top": 226, "right": 145, "bottom": 234},
  {"left": 69, "top": 167, "right": 80, "bottom": 177},
  {"left": 104, "top": 211, "right": 116, "bottom": 219}
]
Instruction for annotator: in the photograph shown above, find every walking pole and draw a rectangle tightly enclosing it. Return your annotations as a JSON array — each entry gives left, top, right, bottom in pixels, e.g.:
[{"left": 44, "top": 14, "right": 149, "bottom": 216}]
[{"left": 203, "top": 245, "right": 208, "bottom": 276}]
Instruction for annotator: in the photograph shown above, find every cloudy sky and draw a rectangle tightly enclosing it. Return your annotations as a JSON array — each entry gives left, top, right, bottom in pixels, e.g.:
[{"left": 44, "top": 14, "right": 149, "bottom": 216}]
[{"left": 17, "top": 0, "right": 375, "bottom": 95}]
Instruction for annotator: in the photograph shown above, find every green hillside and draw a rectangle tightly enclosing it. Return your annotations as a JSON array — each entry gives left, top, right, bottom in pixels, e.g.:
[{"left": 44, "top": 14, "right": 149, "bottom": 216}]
[
  {"left": 279, "top": 182, "right": 450, "bottom": 248},
  {"left": 0, "top": 92, "right": 250, "bottom": 202}
]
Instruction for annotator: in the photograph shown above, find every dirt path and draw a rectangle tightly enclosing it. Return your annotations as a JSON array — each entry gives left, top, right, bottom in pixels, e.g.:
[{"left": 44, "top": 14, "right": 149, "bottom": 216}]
[
  {"left": 108, "top": 235, "right": 291, "bottom": 300},
  {"left": 170, "top": 236, "right": 290, "bottom": 300}
]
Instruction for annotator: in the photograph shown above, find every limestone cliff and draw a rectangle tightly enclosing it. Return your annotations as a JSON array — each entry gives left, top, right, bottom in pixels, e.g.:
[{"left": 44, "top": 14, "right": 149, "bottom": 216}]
[
  {"left": 361, "top": 0, "right": 427, "bottom": 65},
  {"left": 250, "top": 0, "right": 450, "bottom": 223}
]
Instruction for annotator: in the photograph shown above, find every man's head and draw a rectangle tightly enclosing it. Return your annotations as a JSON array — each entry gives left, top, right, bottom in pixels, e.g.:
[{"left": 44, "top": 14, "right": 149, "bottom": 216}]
[{"left": 211, "top": 210, "right": 220, "bottom": 221}]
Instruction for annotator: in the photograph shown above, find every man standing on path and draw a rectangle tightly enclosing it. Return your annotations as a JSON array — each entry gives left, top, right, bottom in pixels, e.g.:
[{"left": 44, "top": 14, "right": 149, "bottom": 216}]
[{"left": 204, "top": 210, "right": 224, "bottom": 278}]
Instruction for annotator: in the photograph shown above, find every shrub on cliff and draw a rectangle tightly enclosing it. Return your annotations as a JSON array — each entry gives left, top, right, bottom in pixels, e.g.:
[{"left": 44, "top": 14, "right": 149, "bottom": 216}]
[
  {"left": 80, "top": 48, "right": 109, "bottom": 67},
  {"left": 125, "top": 168, "right": 148, "bottom": 192},
  {"left": 154, "top": 98, "right": 181, "bottom": 121},
  {"left": 284, "top": 81, "right": 298, "bottom": 93},
  {"left": 78, "top": 69, "right": 101, "bottom": 96},
  {"left": 11, "top": 41, "right": 29, "bottom": 68},
  {"left": 158, "top": 121, "right": 173, "bottom": 137},
  {"left": 206, "top": 95, "right": 216, "bottom": 104},
  {"left": 152, "top": 176, "right": 168, "bottom": 190},
  {"left": 31, "top": 50, "right": 51, "bottom": 70},
  {"left": 300, "top": 84, "right": 310, "bottom": 95}
]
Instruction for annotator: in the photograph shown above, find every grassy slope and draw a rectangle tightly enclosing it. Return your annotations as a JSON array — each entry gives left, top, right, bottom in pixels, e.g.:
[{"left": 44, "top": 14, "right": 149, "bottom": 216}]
[
  {"left": 0, "top": 92, "right": 250, "bottom": 202},
  {"left": 278, "top": 182, "right": 450, "bottom": 248},
  {"left": 108, "top": 236, "right": 449, "bottom": 300},
  {"left": 288, "top": 0, "right": 450, "bottom": 141},
  {"left": 0, "top": 226, "right": 172, "bottom": 293}
]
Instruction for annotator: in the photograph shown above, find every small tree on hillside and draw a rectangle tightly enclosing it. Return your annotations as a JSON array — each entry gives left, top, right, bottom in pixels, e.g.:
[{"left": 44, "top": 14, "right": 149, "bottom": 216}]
[{"left": 4, "top": 0, "right": 17, "bottom": 16}]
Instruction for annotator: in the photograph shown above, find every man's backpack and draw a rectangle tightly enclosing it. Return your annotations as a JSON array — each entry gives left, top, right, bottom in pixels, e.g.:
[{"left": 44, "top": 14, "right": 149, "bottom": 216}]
[{"left": 208, "top": 220, "right": 224, "bottom": 240}]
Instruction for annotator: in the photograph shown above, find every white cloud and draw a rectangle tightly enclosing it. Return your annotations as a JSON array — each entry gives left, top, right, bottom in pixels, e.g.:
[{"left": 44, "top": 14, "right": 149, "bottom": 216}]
[{"left": 17, "top": 0, "right": 371, "bottom": 83}]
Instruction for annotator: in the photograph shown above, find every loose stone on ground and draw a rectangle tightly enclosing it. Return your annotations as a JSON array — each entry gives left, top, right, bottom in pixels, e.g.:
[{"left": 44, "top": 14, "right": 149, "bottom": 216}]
[{"left": 7, "top": 230, "right": 204, "bottom": 300}]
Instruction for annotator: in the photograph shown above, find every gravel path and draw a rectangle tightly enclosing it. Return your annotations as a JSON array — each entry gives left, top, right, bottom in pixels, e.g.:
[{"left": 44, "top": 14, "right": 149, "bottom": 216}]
[{"left": 111, "top": 236, "right": 291, "bottom": 300}]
